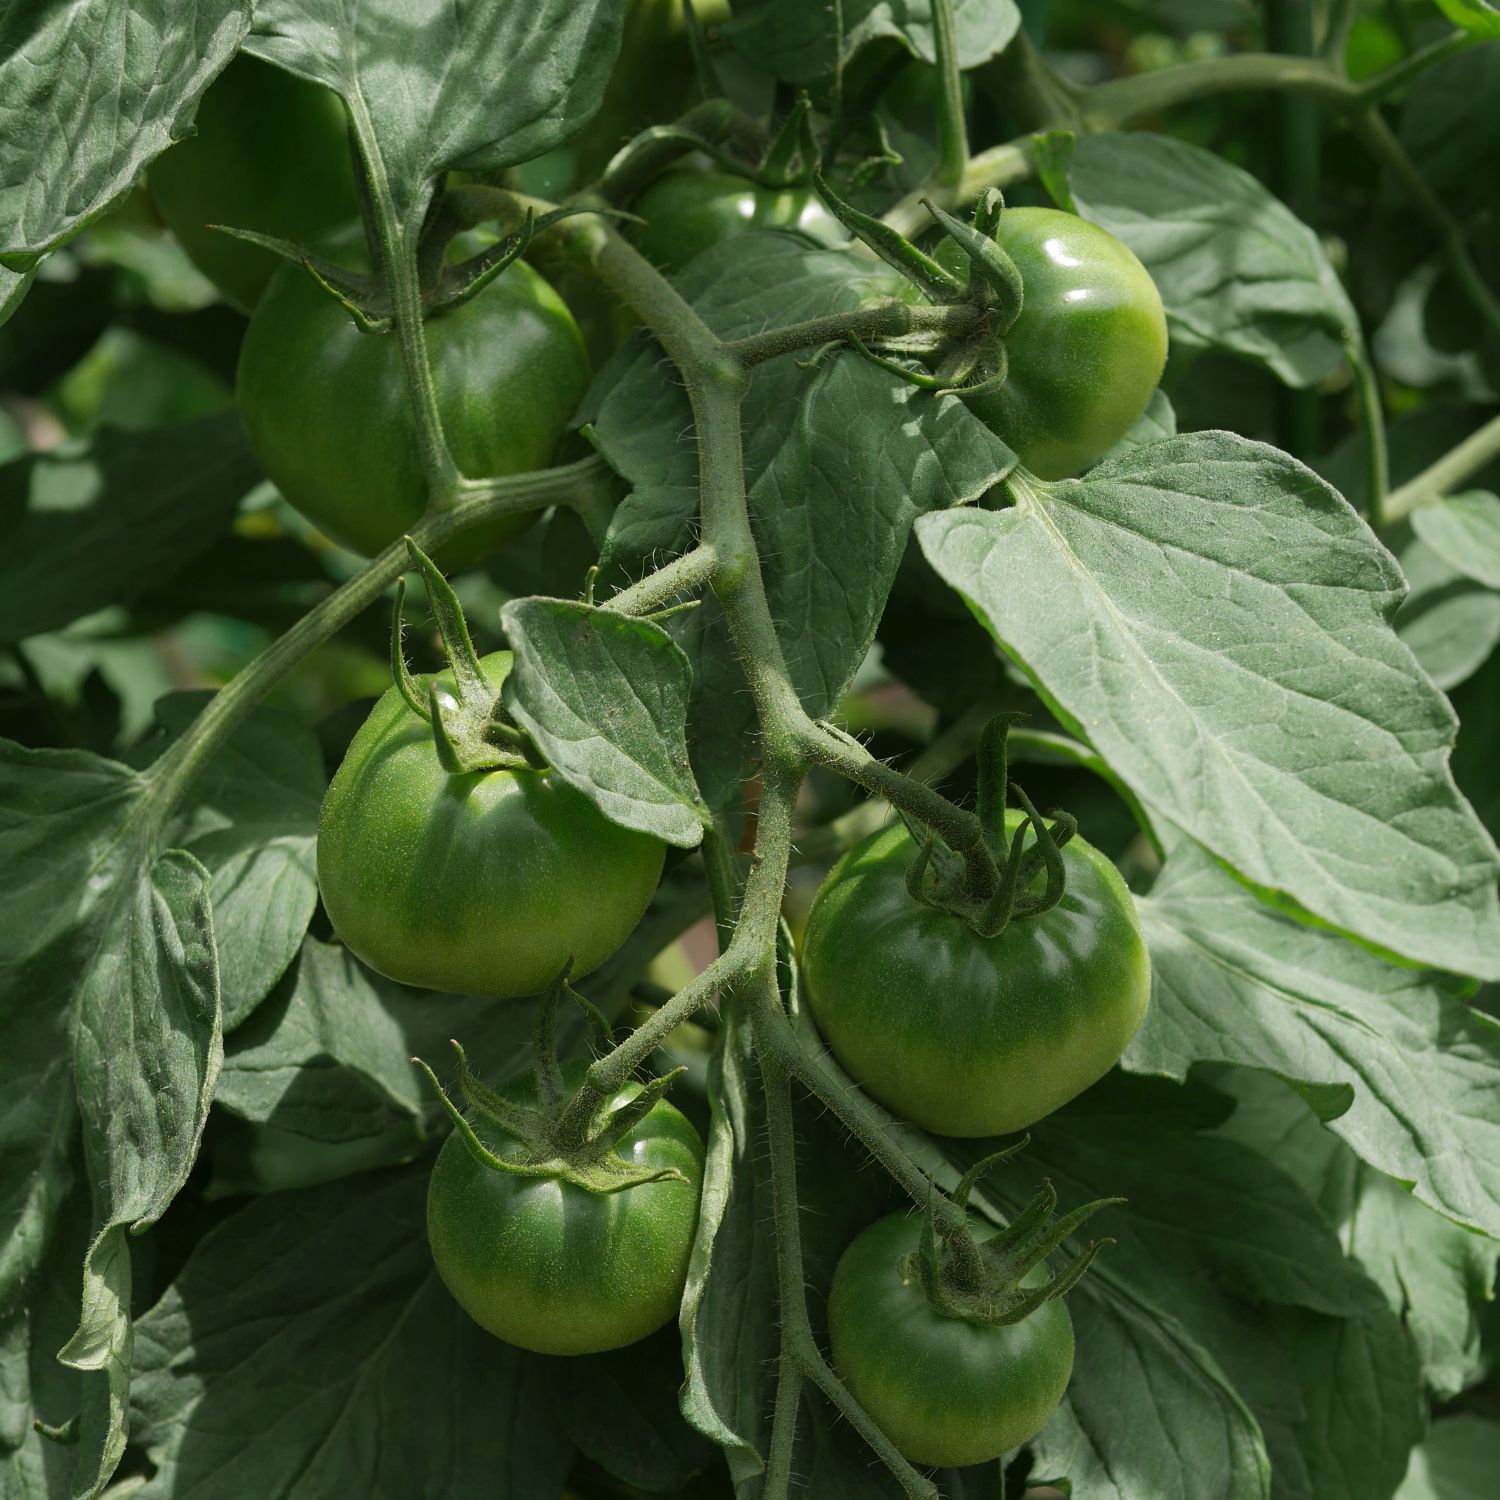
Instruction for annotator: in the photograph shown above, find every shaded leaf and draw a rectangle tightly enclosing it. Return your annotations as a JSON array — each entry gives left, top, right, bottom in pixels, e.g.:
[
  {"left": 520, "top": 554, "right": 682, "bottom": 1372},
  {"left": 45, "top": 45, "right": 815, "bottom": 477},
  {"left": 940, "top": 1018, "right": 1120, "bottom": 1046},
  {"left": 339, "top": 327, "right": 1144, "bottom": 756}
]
[{"left": 0, "top": 413, "right": 261, "bottom": 643}]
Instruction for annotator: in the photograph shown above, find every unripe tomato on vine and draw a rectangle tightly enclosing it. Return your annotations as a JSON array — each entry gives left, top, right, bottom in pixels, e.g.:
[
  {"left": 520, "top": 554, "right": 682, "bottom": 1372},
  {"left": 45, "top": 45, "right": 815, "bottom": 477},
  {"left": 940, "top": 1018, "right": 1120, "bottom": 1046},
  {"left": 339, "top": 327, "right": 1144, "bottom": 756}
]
[
  {"left": 800, "top": 721, "right": 1150, "bottom": 1136},
  {"left": 236, "top": 225, "right": 590, "bottom": 562},
  {"left": 318, "top": 548, "right": 664, "bottom": 998},
  {"left": 150, "top": 54, "right": 358, "bottom": 313}
]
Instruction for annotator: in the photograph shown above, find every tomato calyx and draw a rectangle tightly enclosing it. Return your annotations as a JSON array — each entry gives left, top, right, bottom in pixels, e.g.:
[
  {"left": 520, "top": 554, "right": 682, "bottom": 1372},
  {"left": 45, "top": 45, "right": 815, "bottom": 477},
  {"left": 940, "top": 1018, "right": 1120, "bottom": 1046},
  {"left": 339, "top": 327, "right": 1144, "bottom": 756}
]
[
  {"left": 415, "top": 971, "right": 692, "bottom": 1195},
  {"left": 808, "top": 157, "right": 1027, "bottom": 400},
  {"left": 392, "top": 539, "right": 543, "bottom": 775},
  {"left": 906, "top": 715, "right": 1079, "bottom": 938},
  {"left": 908, "top": 1139, "right": 1121, "bottom": 1328}
]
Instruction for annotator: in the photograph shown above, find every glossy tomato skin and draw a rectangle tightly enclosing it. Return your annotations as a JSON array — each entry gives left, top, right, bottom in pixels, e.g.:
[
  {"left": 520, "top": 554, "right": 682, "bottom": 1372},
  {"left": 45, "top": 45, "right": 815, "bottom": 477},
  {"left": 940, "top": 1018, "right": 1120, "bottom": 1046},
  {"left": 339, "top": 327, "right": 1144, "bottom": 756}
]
[
  {"left": 151, "top": 55, "right": 358, "bottom": 313},
  {"left": 951, "top": 207, "right": 1168, "bottom": 479},
  {"left": 427, "top": 1073, "right": 704, "bottom": 1355},
  {"left": 828, "top": 1212, "right": 1074, "bottom": 1468},
  {"left": 630, "top": 166, "right": 844, "bottom": 274},
  {"left": 318, "top": 652, "right": 664, "bottom": 997},
  {"left": 800, "top": 810, "right": 1149, "bottom": 1137},
  {"left": 237, "top": 230, "right": 589, "bottom": 560}
]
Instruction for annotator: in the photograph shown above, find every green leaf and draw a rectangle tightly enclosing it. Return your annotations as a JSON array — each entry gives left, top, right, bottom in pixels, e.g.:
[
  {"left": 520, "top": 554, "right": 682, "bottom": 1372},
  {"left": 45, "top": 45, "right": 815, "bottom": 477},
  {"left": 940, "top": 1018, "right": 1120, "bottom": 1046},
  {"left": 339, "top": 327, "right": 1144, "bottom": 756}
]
[
  {"left": 138, "top": 694, "right": 325, "bottom": 1029},
  {"left": 1391, "top": 525, "right": 1500, "bottom": 691},
  {"left": 1433, "top": 1, "right": 1500, "bottom": 37},
  {"left": 216, "top": 937, "right": 524, "bottom": 1143},
  {"left": 0, "top": 8, "right": 246, "bottom": 259},
  {"left": 565, "top": 1330, "right": 715, "bottom": 1493},
  {"left": 1396, "top": 1417, "right": 1500, "bottom": 1500},
  {"left": 724, "top": 0, "right": 1020, "bottom": 84},
  {"left": 1215, "top": 1070, "right": 1497, "bottom": 1401},
  {"left": 1067, "top": 132, "right": 1358, "bottom": 388},
  {"left": 130, "top": 1167, "right": 573, "bottom": 1497},
  {"left": 246, "top": 0, "right": 625, "bottom": 235},
  {"left": 500, "top": 598, "right": 711, "bottom": 849},
  {"left": 1133, "top": 840, "right": 1500, "bottom": 1236},
  {"left": 0, "top": 413, "right": 261, "bottom": 643},
  {"left": 938, "top": 1079, "right": 1427, "bottom": 1500},
  {"left": 1411, "top": 492, "right": 1500, "bottom": 590},
  {"left": 917, "top": 433, "right": 1500, "bottom": 979},
  {"left": 0, "top": 740, "right": 222, "bottom": 1496},
  {"left": 1398, "top": 40, "right": 1500, "bottom": 226}
]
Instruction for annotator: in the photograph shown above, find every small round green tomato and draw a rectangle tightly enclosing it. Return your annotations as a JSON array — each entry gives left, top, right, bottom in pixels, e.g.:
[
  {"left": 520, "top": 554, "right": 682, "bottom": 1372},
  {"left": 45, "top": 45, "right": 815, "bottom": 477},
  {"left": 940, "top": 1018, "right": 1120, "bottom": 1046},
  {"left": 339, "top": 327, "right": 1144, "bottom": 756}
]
[
  {"left": 318, "top": 652, "right": 664, "bottom": 997},
  {"left": 630, "top": 166, "right": 844, "bottom": 274},
  {"left": 236, "top": 229, "right": 589, "bottom": 560},
  {"left": 427, "top": 1074, "right": 704, "bottom": 1355},
  {"left": 828, "top": 1212, "right": 1074, "bottom": 1468},
  {"left": 800, "top": 811, "right": 1150, "bottom": 1137},
  {"left": 150, "top": 55, "right": 358, "bottom": 313},
  {"left": 949, "top": 207, "right": 1168, "bottom": 480}
]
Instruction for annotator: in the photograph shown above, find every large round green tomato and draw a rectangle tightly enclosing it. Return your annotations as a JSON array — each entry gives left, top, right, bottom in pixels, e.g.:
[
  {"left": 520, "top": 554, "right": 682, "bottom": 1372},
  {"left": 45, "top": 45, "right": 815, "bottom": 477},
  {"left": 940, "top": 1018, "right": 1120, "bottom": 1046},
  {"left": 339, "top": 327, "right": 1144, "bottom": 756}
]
[
  {"left": 630, "top": 166, "right": 844, "bottom": 274},
  {"left": 237, "top": 230, "right": 589, "bottom": 560},
  {"left": 150, "top": 55, "right": 358, "bottom": 313},
  {"left": 800, "top": 811, "right": 1150, "bottom": 1137},
  {"left": 427, "top": 1070, "right": 703, "bottom": 1355},
  {"left": 948, "top": 207, "right": 1168, "bottom": 480},
  {"left": 828, "top": 1212, "right": 1074, "bottom": 1468},
  {"left": 318, "top": 651, "right": 664, "bottom": 997}
]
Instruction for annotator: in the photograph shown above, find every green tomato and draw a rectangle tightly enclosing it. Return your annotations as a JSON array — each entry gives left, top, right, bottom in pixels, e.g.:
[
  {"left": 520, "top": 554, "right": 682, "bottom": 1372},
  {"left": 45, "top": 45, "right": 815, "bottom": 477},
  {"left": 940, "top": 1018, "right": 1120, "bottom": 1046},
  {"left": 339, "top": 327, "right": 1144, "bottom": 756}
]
[
  {"left": 828, "top": 1212, "right": 1074, "bottom": 1468},
  {"left": 236, "top": 229, "right": 589, "bottom": 560},
  {"left": 318, "top": 651, "right": 664, "bottom": 998},
  {"left": 799, "top": 811, "right": 1150, "bottom": 1137},
  {"left": 630, "top": 165, "right": 844, "bottom": 274},
  {"left": 427, "top": 1070, "right": 704, "bottom": 1355},
  {"left": 948, "top": 206, "right": 1168, "bottom": 479},
  {"left": 150, "top": 55, "right": 358, "bottom": 313}
]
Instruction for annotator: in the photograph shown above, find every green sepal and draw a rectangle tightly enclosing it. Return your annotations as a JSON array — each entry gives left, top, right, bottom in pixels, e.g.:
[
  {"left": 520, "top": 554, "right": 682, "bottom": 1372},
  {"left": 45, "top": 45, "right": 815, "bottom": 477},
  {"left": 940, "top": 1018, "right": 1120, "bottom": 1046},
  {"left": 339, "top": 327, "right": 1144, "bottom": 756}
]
[
  {"left": 390, "top": 576, "right": 432, "bottom": 723},
  {"left": 909, "top": 1147, "right": 1121, "bottom": 1328},
  {"left": 922, "top": 198, "right": 1024, "bottom": 333},
  {"left": 415, "top": 1040, "right": 692, "bottom": 1196},
  {"left": 400, "top": 539, "right": 537, "bottom": 774},
  {"left": 847, "top": 335, "right": 946, "bottom": 389},
  {"left": 760, "top": 95, "right": 813, "bottom": 187},
  {"left": 211, "top": 226, "right": 392, "bottom": 330},
  {"left": 802, "top": 113, "right": 959, "bottom": 302}
]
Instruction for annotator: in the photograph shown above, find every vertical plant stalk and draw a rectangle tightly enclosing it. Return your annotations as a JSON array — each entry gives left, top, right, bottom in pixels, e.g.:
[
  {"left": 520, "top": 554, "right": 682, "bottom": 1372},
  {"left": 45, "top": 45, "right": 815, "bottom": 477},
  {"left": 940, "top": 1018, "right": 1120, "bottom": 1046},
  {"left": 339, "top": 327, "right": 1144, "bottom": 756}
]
[
  {"left": 345, "top": 92, "right": 461, "bottom": 504},
  {"left": 930, "top": 0, "right": 970, "bottom": 189},
  {"left": 1348, "top": 340, "right": 1389, "bottom": 525}
]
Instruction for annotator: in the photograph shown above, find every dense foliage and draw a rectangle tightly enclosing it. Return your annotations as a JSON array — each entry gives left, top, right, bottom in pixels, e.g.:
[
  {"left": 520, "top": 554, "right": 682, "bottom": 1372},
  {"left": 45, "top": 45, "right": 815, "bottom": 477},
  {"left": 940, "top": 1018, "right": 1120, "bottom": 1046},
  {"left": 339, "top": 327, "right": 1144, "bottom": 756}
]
[{"left": 3, "top": 2, "right": 1500, "bottom": 1499}]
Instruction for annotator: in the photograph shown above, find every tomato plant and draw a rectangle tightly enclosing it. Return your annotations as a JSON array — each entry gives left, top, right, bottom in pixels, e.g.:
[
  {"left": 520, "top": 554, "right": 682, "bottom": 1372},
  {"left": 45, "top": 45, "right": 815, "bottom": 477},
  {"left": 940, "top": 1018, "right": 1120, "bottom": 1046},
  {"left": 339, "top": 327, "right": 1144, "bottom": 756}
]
[
  {"left": 7, "top": 5, "right": 1500, "bottom": 1500},
  {"left": 800, "top": 808, "right": 1151, "bottom": 1137},
  {"left": 318, "top": 648, "right": 665, "bottom": 997},
  {"left": 149, "top": 55, "right": 358, "bottom": 312},
  {"left": 238, "top": 229, "right": 590, "bottom": 559}
]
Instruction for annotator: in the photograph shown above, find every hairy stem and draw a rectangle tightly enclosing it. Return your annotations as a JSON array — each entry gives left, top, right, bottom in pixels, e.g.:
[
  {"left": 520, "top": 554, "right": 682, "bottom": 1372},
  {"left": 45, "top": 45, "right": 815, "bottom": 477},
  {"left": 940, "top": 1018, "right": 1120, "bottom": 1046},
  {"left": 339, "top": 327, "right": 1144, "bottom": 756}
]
[
  {"left": 930, "top": 0, "right": 970, "bottom": 189},
  {"left": 756, "top": 1017, "right": 938, "bottom": 1500},
  {"left": 726, "top": 300, "right": 978, "bottom": 366},
  {"left": 345, "top": 98, "right": 459, "bottom": 504}
]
